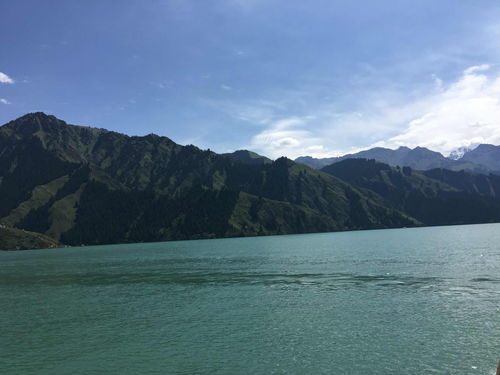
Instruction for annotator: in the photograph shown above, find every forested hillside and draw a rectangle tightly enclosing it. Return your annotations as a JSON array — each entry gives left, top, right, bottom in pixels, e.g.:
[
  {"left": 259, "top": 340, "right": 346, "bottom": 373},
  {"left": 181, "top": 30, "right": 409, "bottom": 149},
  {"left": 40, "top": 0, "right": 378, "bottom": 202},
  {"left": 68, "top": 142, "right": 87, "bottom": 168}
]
[{"left": 0, "top": 113, "right": 416, "bottom": 249}]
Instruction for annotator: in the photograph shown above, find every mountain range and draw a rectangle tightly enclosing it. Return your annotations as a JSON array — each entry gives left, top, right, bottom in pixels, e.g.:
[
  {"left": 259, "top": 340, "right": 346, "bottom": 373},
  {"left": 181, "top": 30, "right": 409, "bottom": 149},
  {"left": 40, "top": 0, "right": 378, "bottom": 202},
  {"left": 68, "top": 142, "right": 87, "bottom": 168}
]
[
  {"left": 295, "top": 144, "right": 500, "bottom": 174},
  {"left": 322, "top": 159, "right": 500, "bottom": 226},
  {"left": 1, "top": 112, "right": 500, "bottom": 250}
]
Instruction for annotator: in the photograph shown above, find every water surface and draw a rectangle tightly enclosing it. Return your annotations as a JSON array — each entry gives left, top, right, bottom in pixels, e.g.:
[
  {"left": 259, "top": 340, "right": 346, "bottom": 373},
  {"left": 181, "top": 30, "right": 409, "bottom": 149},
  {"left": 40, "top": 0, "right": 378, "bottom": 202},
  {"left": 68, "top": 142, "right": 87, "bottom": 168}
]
[{"left": 1, "top": 224, "right": 499, "bottom": 374}]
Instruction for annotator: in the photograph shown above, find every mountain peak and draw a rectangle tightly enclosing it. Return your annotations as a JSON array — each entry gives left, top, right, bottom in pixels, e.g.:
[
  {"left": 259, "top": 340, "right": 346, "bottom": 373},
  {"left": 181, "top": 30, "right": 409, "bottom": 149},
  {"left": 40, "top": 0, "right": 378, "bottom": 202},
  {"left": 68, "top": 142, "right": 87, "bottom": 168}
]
[
  {"left": 460, "top": 144, "right": 500, "bottom": 171},
  {"left": 2, "top": 112, "right": 111, "bottom": 139},
  {"left": 19, "top": 112, "right": 56, "bottom": 120},
  {"left": 1, "top": 112, "right": 67, "bottom": 136},
  {"left": 222, "top": 149, "right": 272, "bottom": 165},
  {"left": 411, "top": 146, "right": 436, "bottom": 153},
  {"left": 448, "top": 144, "right": 478, "bottom": 160},
  {"left": 474, "top": 144, "right": 497, "bottom": 151}
]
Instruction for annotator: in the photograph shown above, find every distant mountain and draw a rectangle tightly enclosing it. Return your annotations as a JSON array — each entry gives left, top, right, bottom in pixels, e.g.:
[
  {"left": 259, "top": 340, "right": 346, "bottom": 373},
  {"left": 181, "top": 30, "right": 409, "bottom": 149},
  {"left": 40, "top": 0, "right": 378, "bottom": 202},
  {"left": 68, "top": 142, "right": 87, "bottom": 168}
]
[
  {"left": 296, "top": 145, "right": 492, "bottom": 173},
  {"left": 460, "top": 144, "right": 500, "bottom": 174},
  {"left": 448, "top": 145, "right": 477, "bottom": 160},
  {"left": 0, "top": 113, "right": 416, "bottom": 249},
  {"left": 322, "top": 159, "right": 500, "bottom": 226},
  {"left": 222, "top": 150, "right": 272, "bottom": 165}
]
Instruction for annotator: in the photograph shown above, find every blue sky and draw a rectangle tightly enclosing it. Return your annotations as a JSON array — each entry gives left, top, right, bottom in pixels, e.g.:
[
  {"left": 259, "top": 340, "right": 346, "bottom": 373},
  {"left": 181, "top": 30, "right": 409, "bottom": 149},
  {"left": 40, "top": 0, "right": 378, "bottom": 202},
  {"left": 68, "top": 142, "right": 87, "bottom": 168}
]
[{"left": 1, "top": 0, "right": 500, "bottom": 158}]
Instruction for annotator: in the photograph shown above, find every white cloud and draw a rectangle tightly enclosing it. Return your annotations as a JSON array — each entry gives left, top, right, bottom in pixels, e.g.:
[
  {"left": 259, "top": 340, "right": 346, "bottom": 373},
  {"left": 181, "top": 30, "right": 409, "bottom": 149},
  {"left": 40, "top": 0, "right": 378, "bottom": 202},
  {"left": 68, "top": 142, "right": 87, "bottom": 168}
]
[
  {"left": 0, "top": 98, "right": 11, "bottom": 104},
  {"left": 248, "top": 64, "right": 500, "bottom": 158},
  {"left": 205, "top": 62, "right": 500, "bottom": 159},
  {"left": 249, "top": 116, "right": 327, "bottom": 159},
  {"left": 464, "top": 64, "right": 491, "bottom": 75},
  {"left": 374, "top": 65, "right": 500, "bottom": 155},
  {"left": 0, "top": 72, "right": 14, "bottom": 84}
]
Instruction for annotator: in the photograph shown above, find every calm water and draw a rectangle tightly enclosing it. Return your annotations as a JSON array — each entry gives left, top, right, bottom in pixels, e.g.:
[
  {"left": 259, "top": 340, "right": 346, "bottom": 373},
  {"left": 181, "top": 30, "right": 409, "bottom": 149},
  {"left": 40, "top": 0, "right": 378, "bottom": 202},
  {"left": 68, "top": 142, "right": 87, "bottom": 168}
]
[{"left": 1, "top": 224, "right": 499, "bottom": 374}]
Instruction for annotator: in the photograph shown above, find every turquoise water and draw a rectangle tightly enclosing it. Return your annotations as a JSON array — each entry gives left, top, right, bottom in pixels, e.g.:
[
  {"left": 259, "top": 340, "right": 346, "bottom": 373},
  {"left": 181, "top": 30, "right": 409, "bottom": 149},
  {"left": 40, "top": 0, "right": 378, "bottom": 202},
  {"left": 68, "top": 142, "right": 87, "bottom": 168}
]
[{"left": 1, "top": 224, "right": 499, "bottom": 374}]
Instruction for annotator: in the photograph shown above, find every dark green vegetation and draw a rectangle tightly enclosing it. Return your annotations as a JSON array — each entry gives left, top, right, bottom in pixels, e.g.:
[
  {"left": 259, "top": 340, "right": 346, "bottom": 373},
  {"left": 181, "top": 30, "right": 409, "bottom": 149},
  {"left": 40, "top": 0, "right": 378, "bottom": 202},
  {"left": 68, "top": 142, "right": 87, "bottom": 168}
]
[
  {"left": 0, "top": 113, "right": 416, "bottom": 249},
  {"left": 1, "top": 112, "right": 500, "bottom": 250},
  {"left": 0, "top": 225, "right": 60, "bottom": 250},
  {"left": 322, "top": 159, "right": 500, "bottom": 226},
  {"left": 222, "top": 150, "right": 272, "bottom": 165},
  {"left": 296, "top": 145, "right": 499, "bottom": 173}
]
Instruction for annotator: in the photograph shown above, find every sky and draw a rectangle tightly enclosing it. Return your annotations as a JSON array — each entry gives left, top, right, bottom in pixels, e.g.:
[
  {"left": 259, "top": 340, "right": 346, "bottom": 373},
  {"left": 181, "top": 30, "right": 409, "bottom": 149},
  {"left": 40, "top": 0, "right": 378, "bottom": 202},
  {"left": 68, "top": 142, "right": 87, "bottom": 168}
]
[{"left": 1, "top": 0, "right": 500, "bottom": 159}]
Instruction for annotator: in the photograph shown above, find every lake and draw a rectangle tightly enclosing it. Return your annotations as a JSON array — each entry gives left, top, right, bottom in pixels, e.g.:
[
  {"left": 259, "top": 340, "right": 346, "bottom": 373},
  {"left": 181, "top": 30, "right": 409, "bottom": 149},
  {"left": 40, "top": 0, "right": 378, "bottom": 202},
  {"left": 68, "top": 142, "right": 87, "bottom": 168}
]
[{"left": 1, "top": 224, "right": 499, "bottom": 374}]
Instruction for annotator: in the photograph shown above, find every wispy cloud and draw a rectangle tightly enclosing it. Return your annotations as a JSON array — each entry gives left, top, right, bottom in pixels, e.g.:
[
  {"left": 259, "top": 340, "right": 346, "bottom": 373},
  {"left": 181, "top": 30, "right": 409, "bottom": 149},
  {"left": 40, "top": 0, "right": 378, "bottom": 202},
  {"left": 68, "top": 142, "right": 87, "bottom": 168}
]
[
  {"left": 464, "top": 64, "right": 491, "bottom": 75},
  {"left": 0, "top": 72, "right": 14, "bottom": 84},
  {"left": 374, "top": 65, "right": 500, "bottom": 155},
  {"left": 200, "top": 97, "right": 280, "bottom": 125},
  {"left": 213, "top": 64, "right": 500, "bottom": 159},
  {"left": 0, "top": 98, "right": 11, "bottom": 104},
  {"left": 151, "top": 80, "right": 174, "bottom": 89},
  {"left": 249, "top": 116, "right": 326, "bottom": 159}
]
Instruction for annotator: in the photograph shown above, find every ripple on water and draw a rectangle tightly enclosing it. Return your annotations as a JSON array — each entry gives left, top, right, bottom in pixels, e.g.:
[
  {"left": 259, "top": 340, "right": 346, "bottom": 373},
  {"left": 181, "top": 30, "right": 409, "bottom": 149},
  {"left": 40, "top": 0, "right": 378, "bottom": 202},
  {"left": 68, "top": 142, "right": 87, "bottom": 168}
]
[
  {"left": 0, "top": 271, "right": 451, "bottom": 293},
  {"left": 1, "top": 224, "right": 499, "bottom": 375}
]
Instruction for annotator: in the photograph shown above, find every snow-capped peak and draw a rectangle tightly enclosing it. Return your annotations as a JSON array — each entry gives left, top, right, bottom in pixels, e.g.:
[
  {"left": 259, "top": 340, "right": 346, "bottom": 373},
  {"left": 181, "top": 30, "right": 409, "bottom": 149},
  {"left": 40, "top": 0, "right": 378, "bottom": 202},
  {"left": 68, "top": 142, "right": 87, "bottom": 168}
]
[{"left": 448, "top": 144, "right": 479, "bottom": 160}]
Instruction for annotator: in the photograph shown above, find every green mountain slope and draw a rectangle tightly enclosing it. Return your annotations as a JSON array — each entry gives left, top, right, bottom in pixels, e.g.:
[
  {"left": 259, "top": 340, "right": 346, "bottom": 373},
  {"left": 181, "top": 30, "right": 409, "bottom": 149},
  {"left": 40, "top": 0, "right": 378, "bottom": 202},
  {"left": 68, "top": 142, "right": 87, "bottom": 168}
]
[
  {"left": 0, "top": 225, "right": 60, "bottom": 251},
  {"left": 0, "top": 113, "right": 417, "bottom": 248},
  {"left": 322, "top": 158, "right": 500, "bottom": 226}
]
